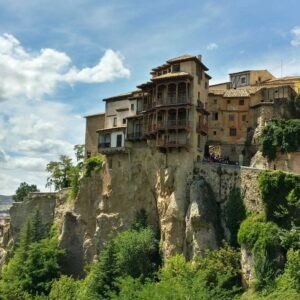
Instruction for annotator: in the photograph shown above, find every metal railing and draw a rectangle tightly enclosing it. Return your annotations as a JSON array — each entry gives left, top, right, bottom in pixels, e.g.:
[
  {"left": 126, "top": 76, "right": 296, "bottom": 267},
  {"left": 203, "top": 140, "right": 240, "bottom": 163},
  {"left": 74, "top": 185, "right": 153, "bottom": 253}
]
[{"left": 98, "top": 142, "right": 111, "bottom": 149}]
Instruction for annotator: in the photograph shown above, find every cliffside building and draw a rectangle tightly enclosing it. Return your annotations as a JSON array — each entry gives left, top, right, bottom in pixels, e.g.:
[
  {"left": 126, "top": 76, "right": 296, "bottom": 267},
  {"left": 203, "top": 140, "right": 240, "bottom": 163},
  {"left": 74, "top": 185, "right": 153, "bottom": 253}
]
[
  {"left": 94, "top": 54, "right": 210, "bottom": 161},
  {"left": 207, "top": 70, "right": 300, "bottom": 163}
]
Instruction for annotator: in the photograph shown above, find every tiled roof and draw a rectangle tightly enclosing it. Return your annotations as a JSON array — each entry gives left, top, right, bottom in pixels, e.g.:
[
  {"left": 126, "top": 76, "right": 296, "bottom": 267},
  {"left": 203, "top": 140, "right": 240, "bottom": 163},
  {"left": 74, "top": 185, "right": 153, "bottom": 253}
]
[
  {"left": 151, "top": 71, "right": 192, "bottom": 81},
  {"left": 263, "top": 76, "right": 300, "bottom": 85},
  {"left": 103, "top": 90, "right": 142, "bottom": 102},
  {"left": 209, "top": 87, "right": 262, "bottom": 98},
  {"left": 166, "top": 54, "right": 209, "bottom": 71}
]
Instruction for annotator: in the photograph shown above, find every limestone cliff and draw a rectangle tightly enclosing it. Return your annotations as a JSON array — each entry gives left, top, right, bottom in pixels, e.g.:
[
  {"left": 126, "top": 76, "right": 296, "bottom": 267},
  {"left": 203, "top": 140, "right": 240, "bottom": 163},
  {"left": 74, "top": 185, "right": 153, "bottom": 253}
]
[{"left": 0, "top": 149, "right": 264, "bottom": 279}]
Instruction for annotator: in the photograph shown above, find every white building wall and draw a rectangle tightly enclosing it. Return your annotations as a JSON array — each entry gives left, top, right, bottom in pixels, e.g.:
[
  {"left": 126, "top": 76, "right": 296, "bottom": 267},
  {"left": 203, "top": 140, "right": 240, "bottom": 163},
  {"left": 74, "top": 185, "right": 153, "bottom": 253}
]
[{"left": 110, "top": 131, "right": 125, "bottom": 147}]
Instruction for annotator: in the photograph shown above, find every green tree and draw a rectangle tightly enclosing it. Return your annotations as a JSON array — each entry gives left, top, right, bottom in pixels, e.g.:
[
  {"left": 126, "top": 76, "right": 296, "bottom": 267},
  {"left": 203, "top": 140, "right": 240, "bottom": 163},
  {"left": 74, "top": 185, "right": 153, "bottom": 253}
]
[
  {"left": 79, "top": 227, "right": 160, "bottom": 299},
  {"left": 49, "top": 275, "right": 80, "bottom": 300},
  {"left": 0, "top": 215, "right": 64, "bottom": 298},
  {"left": 13, "top": 182, "right": 39, "bottom": 202},
  {"left": 46, "top": 155, "right": 73, "bottom": 191}
]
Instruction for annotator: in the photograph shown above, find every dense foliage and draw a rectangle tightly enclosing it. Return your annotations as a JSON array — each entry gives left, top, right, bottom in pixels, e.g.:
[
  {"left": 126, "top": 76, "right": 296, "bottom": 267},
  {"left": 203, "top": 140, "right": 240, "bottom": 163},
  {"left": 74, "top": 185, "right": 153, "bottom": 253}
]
[
  {"left": 0, "top": 211, "right": 65, "bottom": 299},
  {"left": 258, "top": 170, "right": 300, "bottom": 228},
  {"left": 237, "top": 170, "right": 300, "bottom": 296},
  {"left": 113, "top": 244, "right": 242, "bottom": 300},
  {"left": 224, "top": 188, "right": 246, "bottom": 247},
  {"left": 13, "top": 182, "right": 39, "bottom": 202},
  {"left": 45, "top": 145, "right": 104, "bottom": 199},
  {"left": 261, "top": 118, "right": 300, "bottom": 160}
]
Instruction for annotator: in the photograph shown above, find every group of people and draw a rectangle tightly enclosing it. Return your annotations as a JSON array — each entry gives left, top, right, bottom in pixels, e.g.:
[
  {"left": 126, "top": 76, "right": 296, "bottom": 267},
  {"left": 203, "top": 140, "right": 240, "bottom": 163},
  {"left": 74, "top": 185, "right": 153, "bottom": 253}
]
[{"left": 203, "top": 155, "right": 239, "bottom": 166}]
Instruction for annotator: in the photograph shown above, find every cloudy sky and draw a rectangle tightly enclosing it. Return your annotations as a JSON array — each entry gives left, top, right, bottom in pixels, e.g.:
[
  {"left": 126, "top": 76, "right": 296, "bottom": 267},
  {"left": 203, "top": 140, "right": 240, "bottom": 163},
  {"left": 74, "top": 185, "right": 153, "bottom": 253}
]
[{"left": 0, "top": 0, "right": 300, "bottom": 195}]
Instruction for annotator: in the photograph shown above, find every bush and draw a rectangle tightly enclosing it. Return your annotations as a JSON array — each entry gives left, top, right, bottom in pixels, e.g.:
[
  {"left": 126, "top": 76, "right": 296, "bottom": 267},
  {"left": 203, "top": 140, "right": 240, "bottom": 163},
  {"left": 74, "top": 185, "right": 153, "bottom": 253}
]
[
  {"left": 261, "top": 119, "right": 300, "bottom": 161},
  {"left": 224, "top": 188, "right": 246, "bottom": 247},
  {"left": 238, "top": 215, "right": 283, "bottom": 289},
  {"left": 49, "top": 275, "right": 80, "bottom": 300},
  {"left": 84, "top": 155, "right": 104, "bottom": 177},
  {"left": 79, "top": 227, "right": 160, "bottom": 299},
  {"left": 258, "top": 170, "right": 300, "bottom": 228},
  {"left": 285, "top": 249, "right": 300, "bottom": 292}
]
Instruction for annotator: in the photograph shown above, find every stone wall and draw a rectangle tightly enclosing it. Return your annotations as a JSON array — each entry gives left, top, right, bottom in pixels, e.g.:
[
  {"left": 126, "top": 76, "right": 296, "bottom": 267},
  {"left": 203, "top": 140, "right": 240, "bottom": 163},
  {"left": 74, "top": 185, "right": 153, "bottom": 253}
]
[{"left": 196, "top": 162, "right": 263, "bottom": 213}]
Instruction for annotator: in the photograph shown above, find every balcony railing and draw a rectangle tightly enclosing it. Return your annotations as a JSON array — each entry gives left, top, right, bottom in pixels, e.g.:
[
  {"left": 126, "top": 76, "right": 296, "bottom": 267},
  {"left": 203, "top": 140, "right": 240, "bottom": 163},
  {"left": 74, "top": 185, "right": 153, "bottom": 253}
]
[
  {"left": 155, "top": 96, "right": 192, "bottom": 107},
  {"left": 126, "top": 132, "right": 143, "bottom": 141},
  {"left": 98, "top": 142, "right": 111, "bottom": 149}
]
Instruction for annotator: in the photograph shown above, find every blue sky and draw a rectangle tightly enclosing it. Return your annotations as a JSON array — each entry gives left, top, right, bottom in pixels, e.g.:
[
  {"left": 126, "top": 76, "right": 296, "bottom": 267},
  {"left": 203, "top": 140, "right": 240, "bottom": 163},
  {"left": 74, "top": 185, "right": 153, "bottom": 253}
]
[{"left": 0, "top": 0, "right": 300, "bottom": 194}]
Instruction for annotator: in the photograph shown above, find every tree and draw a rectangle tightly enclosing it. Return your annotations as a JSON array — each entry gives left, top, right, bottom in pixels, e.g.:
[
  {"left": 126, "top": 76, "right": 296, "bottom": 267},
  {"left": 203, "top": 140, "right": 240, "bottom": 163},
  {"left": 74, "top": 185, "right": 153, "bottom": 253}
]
[
  {"left": 13, "top": 182, "right": 39, "bottom": 202},
  {"left": 0, "top": 214, "right": 64, "bottom": 298},
  {"left": 46, "top": 155, "right": 73, "bottom": 191},
  {"left": 49, "top": 276, "right": 80, "bottom": 300}
]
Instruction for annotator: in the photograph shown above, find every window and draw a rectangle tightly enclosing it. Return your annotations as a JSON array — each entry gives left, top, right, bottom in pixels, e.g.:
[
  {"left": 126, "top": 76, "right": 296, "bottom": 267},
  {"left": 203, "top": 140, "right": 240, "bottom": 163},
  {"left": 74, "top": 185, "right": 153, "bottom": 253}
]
[
  {"left": 131, "top": 103, "right": 134, "bottom": 111},
  {"left": 116, "top": 134, "right": 123, "bottom": 147},
  {"left": 213, "top": 131, "right": 217, "bottom": 135},
  {"left": 241, "top": 77, "right": 246, "bottom": 84},
  {"left": 212, "top": 112, "right": 218, "bottom": 121},
  {"left": 227, "top": 100, "right": 231, "bottom": 104},
  {"left": 239, "top": 99, "right": 244, "bottom": 105},
  {"left": 213, "top": 99, "right": 217, "bottom": 104},
  {"left": 230, "top": 128, "right": 237, "bottom": 136},
  {"left": 205, "top": 82, "right": 208, "bottom": 89},
  {"left": 113, "top": 117, "right": 117, "bottom": 127},
  {"left": 122, "top": 118, "right": 126, "bottom": 124},
  {"left": 229, "top": 114, "right": 235, "bottom": 121},
  {"left": 242, "top": 115, "right": 247, "bottom": 121},
  {"left": 172, "top": 64, "right": 180, "bottom": 72}
]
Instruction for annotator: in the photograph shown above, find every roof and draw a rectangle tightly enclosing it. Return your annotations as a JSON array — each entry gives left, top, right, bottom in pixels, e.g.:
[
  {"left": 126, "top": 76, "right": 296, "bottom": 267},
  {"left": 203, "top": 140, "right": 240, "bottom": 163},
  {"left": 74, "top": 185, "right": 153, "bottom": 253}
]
[
  {"left": 263, "top": 76, "right": 300, "bottom": 85},
  {"left": 97, "top": 126, "right": 127, "bottom": 132},
  {"left": 229, "top": 69, "right": 269, "bottom": 75},
  {"left": 84, "top": 112, "right": 105, "bottom": 118},
  {"left": 209, "top": 86, "right": 262, "bottom": 98},
  {"left": 103, "top": 90, "right": 140, "bottom": 102},
  {"left": 166, "top": 54, "right": 209, "bottom": 71},
  {"left": 151, "top": 71, "right": 192, "bottom": 81}
]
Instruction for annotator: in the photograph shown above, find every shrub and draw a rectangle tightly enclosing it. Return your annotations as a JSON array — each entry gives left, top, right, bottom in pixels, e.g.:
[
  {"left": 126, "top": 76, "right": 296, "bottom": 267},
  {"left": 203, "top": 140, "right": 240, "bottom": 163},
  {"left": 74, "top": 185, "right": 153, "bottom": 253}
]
[
  {"left": 261, "top": 119, "right": 300, "bottom": 161},
  {"left": 49, "top": 275, "right": 80, "bottom": 300},
  {"left": 285, "top": 249, "right": 300, "bottom": 292},
  {"left": 258, "top": 170, "right": 300, "bottom": 228},
  {"left": 224, "top": 187, "right": 246, "bottom": 247},
  {"left": 238, "top": 215, "right": 283, "bottom": 289},
  {"left": 84, "top": 155, "right": 104, "bottom": 177}
]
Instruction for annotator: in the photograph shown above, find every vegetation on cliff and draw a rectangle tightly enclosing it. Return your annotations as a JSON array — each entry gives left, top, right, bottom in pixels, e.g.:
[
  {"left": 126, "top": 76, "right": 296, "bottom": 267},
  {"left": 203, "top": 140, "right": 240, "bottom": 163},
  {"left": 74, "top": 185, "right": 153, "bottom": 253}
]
[
  {"left": 13, "top": 182, "right": 39, "bottom": 202},
  {"left": 237, "top": 170, "right": 300, "bottom": 298},
  {"left": 260, "top": 118, "right": 300, "bottom": 160}
]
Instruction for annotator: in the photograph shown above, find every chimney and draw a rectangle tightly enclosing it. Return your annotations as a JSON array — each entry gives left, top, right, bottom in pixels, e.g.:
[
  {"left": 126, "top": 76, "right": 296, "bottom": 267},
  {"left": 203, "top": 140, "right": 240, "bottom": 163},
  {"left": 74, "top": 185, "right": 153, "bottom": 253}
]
[{"left": 197, "top": 54, "right": 202, "bottom": 61}]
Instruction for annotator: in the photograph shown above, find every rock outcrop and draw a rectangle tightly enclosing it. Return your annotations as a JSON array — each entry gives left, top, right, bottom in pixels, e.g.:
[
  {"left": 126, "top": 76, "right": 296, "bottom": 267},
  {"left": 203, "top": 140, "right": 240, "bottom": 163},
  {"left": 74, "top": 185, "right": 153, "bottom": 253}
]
[{"left": 0, "top": 150, "right": 265, "bottom": 278}]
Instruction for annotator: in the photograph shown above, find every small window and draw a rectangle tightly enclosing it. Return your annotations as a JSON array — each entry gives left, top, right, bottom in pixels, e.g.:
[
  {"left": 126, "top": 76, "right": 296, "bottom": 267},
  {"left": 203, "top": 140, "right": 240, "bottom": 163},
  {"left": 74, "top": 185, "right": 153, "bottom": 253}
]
[
  {"left": 108, "top": 158, "right": 113, "bottom": 169},
  {"left": 227, "top": 100, "right": 231, "bottom": 104},
  {"left": 131, "top": 103, "right": 134, "bottom": 111},
  {"left": 213, "top": 99, "right": 217, "bottom": 104},
  {"left": 239, "top": 99, "right": 244, "bottom": 105},
  {"left": 122, "top": 118, "right": 126, "bottom": 124},
  {"left": 230, "top": 128, "right": 237, "bottom": 136},
  {"left": 241, "top": 77, "right": 246, "bottom": 84},
  {"left": 213, "top": 131, "right": 217, "bottom": 135},
  {"left": 205, "top": 82, "right": 208, "bottom": 89},
  {"left": 212, "top": 112, "right": 218, "bottom": 121},
  {"left": 229, "top": 114, "right": 235, "bottom": 121},
  {"left": 242, "top": 115, "right": 247, "bottom": 121},
  {"left": 172, "top": 64, "right": 180, "bottom": 72},
  {"left": 113, "top": 117, "right": 117, "bottom": 127}
]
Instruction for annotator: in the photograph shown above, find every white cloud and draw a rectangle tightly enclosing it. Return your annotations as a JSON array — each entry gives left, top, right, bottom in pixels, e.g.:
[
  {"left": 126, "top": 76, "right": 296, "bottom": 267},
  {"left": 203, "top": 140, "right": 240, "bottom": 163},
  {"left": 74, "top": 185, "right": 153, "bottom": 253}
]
[
  {"left": 0, "top": 33, "right": 130, "bottom": 101},
  {"left": 206, "top": 43, "right": 218, "bottom": 50},
  {"left": 291, "top": 26, "right": 300, "bottom": 46}
]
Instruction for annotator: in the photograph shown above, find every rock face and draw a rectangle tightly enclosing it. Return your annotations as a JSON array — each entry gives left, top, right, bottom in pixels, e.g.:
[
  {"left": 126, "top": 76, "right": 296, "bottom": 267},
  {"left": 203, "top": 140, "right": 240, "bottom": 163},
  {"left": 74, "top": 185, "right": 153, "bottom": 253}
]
[{"left": 0, "top": 148, "right": 265, "bottom": 278}]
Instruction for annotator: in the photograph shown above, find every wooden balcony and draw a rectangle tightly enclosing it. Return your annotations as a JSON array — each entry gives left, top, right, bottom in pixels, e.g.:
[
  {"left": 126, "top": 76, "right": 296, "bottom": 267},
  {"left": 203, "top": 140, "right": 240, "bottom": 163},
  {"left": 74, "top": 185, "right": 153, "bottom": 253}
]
[
  {"left": 196, "top": 122, "right": 208, "bottom": 135},
  {"left": 126, "top": 132, "right": 144, "bottom": 141},
  {"left": 156, "top": 138, "right": 189, "bottom": 149},
  {"left": 156, "top": 96, "right": 192, "bottom": 107}
]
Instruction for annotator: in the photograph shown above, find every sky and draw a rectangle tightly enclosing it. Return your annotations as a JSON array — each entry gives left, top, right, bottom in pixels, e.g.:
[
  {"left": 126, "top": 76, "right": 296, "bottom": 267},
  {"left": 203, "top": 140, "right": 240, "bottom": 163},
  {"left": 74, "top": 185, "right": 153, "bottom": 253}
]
[{"left": 0, "top": 0, "right": 300, "bottom": 195}]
